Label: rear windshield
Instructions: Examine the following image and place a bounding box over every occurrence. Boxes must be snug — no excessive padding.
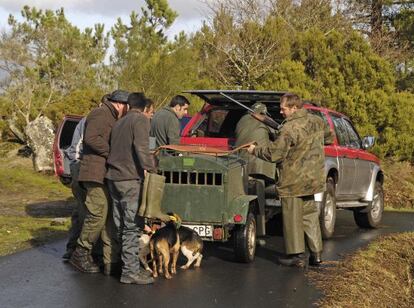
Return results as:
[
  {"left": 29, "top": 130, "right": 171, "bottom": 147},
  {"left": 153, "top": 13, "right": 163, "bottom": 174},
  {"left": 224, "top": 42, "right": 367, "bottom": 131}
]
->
[
  {"left": 59, "top": 119, "right": 80, "bottom": 149},
  {"left": 191, "top": 107, "right": 282, "bottom": 138}
]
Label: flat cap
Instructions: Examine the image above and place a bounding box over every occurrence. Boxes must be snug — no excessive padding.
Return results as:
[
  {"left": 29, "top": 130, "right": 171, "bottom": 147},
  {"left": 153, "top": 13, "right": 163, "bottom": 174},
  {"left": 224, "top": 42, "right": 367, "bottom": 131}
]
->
[
  {"left": 252, "top": 102, "right": 267, "bottom": 114},
  {"left": 108, "top": 90, "right": 129, "bottom": 104}
]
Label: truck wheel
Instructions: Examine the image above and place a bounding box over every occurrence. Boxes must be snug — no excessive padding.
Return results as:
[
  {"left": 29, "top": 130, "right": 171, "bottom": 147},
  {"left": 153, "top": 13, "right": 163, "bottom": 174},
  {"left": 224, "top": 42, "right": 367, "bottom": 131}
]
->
[
  {"left": 319, "top": 177, "right": 336, "bottom": 239},
  {"left": 354, "top": 181, "right": 384, "bottom": 228},
  {"left": 233, "top": 212, "right": 256, "bottom": 263}
]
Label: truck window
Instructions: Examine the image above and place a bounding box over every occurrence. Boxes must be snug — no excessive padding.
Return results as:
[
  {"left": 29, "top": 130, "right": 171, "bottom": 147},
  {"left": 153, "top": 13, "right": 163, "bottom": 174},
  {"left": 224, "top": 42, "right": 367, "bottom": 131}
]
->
[
  {"left": 342, "top": 119, "right": 362, "bottom": 149},
  {"left": 330, "top": 114, "right": 350, "bottom": 146}
]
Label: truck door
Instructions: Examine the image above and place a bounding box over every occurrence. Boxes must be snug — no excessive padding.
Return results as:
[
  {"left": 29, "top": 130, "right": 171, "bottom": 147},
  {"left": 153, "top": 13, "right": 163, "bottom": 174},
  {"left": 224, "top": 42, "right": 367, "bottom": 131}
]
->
[
  {"left": 341, "top": 118, "right": 371, "bottom": 198},
  {"left": 330, "top": 114, "right": 356, "bottom": 198}
]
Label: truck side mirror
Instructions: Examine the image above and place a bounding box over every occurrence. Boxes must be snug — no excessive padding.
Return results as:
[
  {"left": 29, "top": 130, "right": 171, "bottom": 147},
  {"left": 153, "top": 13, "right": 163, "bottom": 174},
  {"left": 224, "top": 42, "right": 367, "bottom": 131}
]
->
[{"left": 362, "top": 136, "right": 375, "bottom": 150}]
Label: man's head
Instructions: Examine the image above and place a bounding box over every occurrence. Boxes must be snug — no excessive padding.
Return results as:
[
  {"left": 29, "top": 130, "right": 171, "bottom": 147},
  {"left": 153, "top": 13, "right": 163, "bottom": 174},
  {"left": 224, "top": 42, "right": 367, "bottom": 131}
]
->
[
  {"left": 280, "top": 93, "right": 303, "bottom": 118},
  {"left": 169, "top": 95, "right": 190, "bottom": 119},
  {"left": 108, "top": 90, "right": 130, "bottom": 118},
  {"left": 143, "top": 98, "right": 155, "bottom": 119},
  {"left": 252, "top": 102, "right": 267, "bottom": 115}
]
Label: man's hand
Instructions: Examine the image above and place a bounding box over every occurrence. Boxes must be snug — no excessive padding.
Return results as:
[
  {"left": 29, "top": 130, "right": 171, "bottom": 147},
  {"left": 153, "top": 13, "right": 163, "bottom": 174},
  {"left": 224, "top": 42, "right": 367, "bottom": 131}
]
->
[{"left": 247, "top": 144, "right": 256, "bottom": 154}]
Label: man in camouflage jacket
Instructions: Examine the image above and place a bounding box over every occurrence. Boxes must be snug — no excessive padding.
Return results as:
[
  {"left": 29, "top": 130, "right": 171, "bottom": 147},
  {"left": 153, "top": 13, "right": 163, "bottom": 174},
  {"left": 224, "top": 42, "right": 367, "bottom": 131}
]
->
[{"left": 248, "top": 93, "right": 334, "bottom": 267}]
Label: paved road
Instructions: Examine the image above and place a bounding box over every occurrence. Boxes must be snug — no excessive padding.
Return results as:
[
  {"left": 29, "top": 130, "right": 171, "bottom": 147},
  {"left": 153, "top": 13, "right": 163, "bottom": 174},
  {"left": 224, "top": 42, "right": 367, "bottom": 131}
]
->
[{"left": 1, "top": 211, "right": 414, "bottom": 308}]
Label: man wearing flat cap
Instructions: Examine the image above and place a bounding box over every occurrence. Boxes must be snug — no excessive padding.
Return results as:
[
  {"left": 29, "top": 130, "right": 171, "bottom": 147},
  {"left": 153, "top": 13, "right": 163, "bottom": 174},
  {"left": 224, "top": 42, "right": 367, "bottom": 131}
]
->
[
  {"left": 70, "top": 90, "right": 129, "bottom": 273},
  {"left": 235, "top": 102, "right": 276, "bottom": 182}
]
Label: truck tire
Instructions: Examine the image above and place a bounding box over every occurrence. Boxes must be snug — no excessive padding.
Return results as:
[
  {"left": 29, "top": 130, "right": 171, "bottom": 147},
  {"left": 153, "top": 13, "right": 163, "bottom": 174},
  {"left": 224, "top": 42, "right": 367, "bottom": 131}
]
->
[
  {"left": 353, "top": 181, "right": 384, "bottom": 228},
  {"left": 233, "top": 212, "right": 256, "bottom": 263},
  {"left": 319, "top": 177, "right": 336, "bottom": 239}
]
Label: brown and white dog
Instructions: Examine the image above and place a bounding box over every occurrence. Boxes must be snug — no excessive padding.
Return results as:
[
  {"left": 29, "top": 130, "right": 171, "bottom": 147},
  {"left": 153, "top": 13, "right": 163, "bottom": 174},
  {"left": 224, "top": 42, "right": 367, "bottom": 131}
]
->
[
  {"left": 178, "top": 226, "right": 203, "bottom": 270},
  {"left": 138, "top": 232, "right": 153, "bottom": 274},
  {"left": 149, "top": 214, "right": 203, "bottom": 279}
]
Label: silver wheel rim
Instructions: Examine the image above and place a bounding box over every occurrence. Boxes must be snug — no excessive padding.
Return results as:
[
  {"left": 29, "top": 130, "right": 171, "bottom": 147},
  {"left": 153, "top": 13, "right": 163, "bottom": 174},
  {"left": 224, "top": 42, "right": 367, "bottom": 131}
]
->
[
  {"left": 324, "top": 194, "right": 335, "bottom": 231},
  {"left": 371, "top": 189, "right": 383, "bottom": 222},
  {"left": 247, "top": 218, "right": 256, "bottom": 257}
]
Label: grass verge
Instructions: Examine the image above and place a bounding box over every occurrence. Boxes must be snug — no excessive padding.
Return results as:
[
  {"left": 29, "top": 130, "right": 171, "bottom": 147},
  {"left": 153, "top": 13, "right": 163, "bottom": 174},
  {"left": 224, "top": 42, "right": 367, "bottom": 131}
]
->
[
  {"left": 310, "top": 232, "right": 414, "bottom": 307},
  {"left": 0, "top": 216, "right": 70, "bottom": 256},
  {"left": 0, "top": 155, "right": 72, "bottom": 257},
  {"left": 383, "top": 160, "right": 414, "bottom": 210}
]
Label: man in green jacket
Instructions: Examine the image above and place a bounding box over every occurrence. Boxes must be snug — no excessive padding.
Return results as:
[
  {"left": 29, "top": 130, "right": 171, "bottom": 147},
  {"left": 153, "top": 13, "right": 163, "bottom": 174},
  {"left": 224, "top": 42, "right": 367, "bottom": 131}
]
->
[
  {"left": 235, "top": 102, "right": 276, "bottom": 182},
  {"left": 150, "top": 95, "right": 190, "bottom": 147},
  {"left": 248, "top": 93, "right": 333, "bottom": 267}
]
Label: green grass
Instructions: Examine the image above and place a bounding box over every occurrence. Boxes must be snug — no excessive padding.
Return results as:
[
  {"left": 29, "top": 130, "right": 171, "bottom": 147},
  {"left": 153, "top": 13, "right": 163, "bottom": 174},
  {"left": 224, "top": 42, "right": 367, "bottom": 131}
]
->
[
  {"left": 0, "top": 216, "right": 70, "bottom": 256},
  {"left": 0, "top": 162, "right": 70, "bottom": 198},
  {"left": 0, "top": 153, "right": 72, "bottom": 256}
]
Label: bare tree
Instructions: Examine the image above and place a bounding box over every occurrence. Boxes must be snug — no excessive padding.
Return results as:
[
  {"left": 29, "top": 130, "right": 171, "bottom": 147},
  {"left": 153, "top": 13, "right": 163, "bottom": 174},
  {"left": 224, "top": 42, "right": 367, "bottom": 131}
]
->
[{"left": 200, "top": 0, "right": 290, "bottom": 88}]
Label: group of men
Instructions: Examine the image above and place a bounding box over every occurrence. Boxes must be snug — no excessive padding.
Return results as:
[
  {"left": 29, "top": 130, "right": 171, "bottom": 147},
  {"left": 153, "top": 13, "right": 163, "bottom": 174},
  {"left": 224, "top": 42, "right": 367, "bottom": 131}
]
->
[
  {"left": 63, "top": 90, "right": 190, "bottom": 285},
  {"left": 63, "top": 90, "right": 331, "bottom": 286}
]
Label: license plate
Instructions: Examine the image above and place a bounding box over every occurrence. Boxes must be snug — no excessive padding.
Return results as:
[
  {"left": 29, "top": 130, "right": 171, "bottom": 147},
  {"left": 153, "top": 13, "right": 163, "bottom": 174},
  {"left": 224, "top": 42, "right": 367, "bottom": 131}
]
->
[{"left": 183, "top": 224, "right": 213, "bottom": 237}]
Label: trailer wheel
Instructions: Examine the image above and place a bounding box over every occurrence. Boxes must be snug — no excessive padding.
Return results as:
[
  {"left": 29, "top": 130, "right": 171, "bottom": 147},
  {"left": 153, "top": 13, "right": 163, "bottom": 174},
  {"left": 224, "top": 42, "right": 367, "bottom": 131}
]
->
[{"left": 233, "top": 212, "right": 256, "bottom": 263}]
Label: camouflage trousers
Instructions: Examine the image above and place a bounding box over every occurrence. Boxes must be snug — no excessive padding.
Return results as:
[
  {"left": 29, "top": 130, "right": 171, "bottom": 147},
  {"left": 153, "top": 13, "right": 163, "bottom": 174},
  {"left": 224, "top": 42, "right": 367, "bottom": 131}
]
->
[
  {"left": 281, "top": 196, "right": 322, "bottom": 255},
  {"left": 107, "top": 179, "right": 145, "bottom": 276},
  {"left": 77, "top": 181, "right": 120, "bottom": 265}
]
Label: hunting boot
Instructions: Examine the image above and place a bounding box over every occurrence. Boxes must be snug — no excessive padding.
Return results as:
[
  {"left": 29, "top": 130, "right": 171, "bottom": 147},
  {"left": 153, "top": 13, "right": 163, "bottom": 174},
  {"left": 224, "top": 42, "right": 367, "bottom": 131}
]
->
[
  {"left": 69, "top": 246, "right": 100, "bottom": 273},
  {"left": 120, "top": 271, "right": 154, "bottom": 285},
  {"left": 140, "top": 173, "right": 170, "bottom": 222},
  {"left": 277, "top": 253, "right": 307, "bottom": 268},
  {"left": 309, "top": 251, "right": 322, "bottom": 266}
]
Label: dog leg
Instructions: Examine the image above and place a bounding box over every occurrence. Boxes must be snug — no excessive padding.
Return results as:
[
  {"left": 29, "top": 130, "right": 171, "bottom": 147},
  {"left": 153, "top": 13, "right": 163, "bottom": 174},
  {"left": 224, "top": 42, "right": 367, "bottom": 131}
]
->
[
  {"left": 171, "top": 250, "right": 179, "bottom": 274},
  {"left": 139, "top": 254, "right": 153, "bottom": 274},
  {"left": 180, "top": 246, "right": 197, "bottom": 270},
  {"left": 150, "top": 241, "right": 158, "bottom": 278},
  {"left": 158, "top": 254, "right": 164, "bottom": 275},
  {"left": 194, "top": 254, "right": 203, "bottom": 268},
  {"left": 162, "top": 252, "right": 172, "bottom": 279}
]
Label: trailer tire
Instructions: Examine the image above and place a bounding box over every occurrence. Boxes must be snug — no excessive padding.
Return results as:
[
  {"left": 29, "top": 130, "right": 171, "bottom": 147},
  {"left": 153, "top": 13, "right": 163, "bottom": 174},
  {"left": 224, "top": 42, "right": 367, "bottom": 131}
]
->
[{"left": 233, "top": 212, "right": 256, "bottom": 263}]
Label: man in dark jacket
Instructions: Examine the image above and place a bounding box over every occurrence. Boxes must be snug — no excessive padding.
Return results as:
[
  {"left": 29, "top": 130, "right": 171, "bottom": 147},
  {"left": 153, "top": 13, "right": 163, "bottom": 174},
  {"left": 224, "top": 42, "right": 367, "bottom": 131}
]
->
[
  {"left": 106, "top": 93, "right": 156, "bottom": 284},
  {"left": 69, "top": 90, "right": 129, "bottom": 273},
  {"left": 150, "top": 95, "right": 190, "bottom": 147},
  {"left": 248, "top": 93, "right": 334, "bottom": 267}
]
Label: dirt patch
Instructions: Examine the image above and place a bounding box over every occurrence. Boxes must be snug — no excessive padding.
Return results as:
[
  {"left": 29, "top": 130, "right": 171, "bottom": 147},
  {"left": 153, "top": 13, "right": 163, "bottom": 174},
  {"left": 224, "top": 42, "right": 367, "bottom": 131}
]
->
[{"left": 309, "top": 232, "right": 414, "bottom": 307}]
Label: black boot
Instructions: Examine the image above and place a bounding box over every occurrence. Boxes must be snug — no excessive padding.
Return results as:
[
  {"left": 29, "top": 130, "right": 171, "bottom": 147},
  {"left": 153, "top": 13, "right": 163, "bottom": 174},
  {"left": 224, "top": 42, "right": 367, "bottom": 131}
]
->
[
  {"left": 277, "top": 253, "right": 307, "bottom": 267},
  {"left": 62, "top": 249, "right": 73, "bottom": 261},
  {"left": 309, "top": 252, "right": 322, "bottom": 266},
  {"left": 120, "top": 271, "right": 154, "bottom": 285},
  {"left": 69, "top": 246, "right": 100, "bottom": 273}
]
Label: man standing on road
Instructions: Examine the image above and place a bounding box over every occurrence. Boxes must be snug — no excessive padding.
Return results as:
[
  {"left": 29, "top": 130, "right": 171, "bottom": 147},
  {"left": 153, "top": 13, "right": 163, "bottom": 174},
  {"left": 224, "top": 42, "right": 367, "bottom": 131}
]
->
[
  {"left": 247, "top": 93, "right": 333, "bottom": 267},
  {"left": 235, "top": 102, "right": 276, "bottom": 183},
  {"left": 62, "top": 116, "right": 87, "bottom": 260},
  {"left": 150, "top": 95, "right": 190, "bottom": 147},
  {"left": 69, "top": 90, "right": 129, "bottom": 273},
  {"left": 63, "top": 95, "right": 110, "bottom": 261},
  {"left": 106, "top": 93, "right": 155, "bottom": 285}
]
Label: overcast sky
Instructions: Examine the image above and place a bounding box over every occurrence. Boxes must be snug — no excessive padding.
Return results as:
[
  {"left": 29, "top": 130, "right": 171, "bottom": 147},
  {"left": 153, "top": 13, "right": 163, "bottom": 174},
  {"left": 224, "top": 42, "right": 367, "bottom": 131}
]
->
[{"left": 0, "top": 0, "right": 209, "bottom": 37}]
